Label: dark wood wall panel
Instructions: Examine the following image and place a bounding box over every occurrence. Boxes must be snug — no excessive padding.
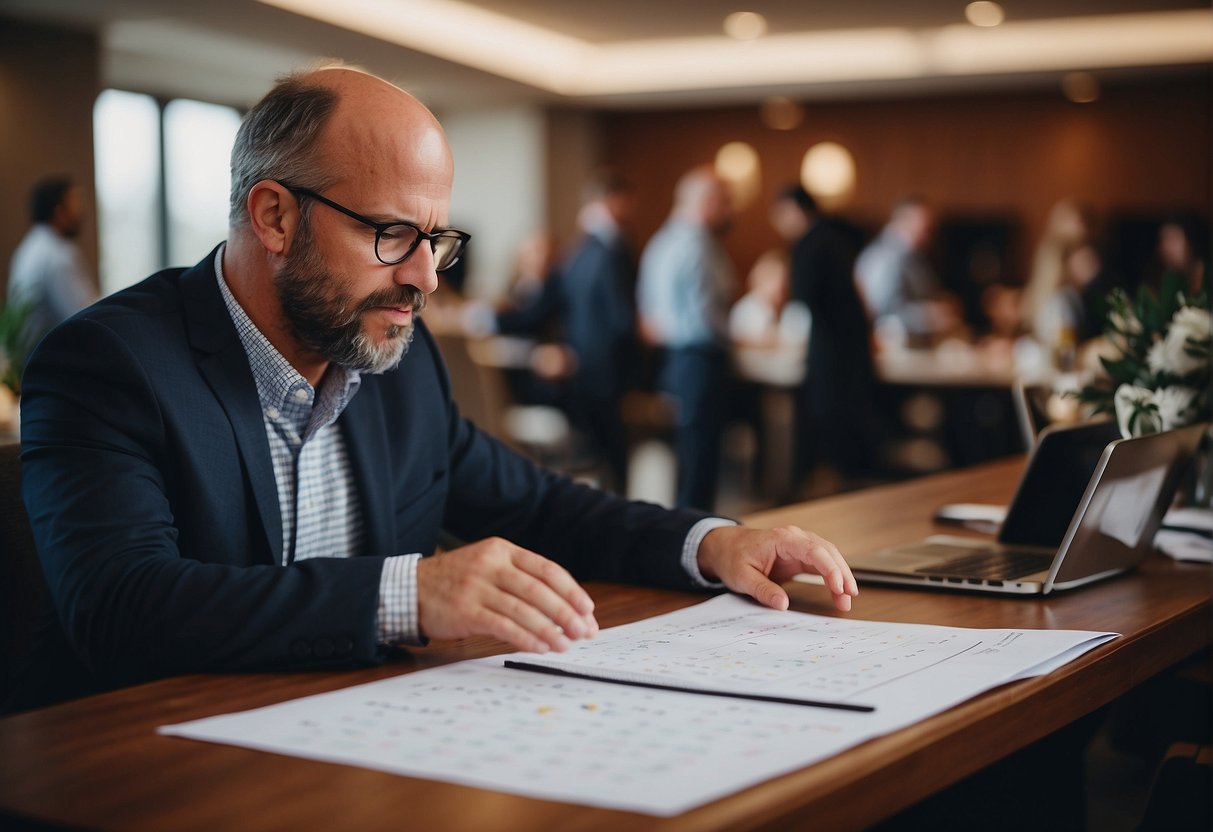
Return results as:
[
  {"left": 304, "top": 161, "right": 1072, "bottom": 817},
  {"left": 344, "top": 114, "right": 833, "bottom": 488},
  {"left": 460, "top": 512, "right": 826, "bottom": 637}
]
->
[{"left": 599, "top": 75, "right": 1212, "bottom": 288}]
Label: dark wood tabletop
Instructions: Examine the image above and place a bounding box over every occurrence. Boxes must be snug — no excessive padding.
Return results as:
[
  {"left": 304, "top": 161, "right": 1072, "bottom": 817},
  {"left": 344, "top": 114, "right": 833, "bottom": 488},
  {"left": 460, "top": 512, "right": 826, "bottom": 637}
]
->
[{"left": 1, "top": 457, "right": 1208, "bottom": 831}]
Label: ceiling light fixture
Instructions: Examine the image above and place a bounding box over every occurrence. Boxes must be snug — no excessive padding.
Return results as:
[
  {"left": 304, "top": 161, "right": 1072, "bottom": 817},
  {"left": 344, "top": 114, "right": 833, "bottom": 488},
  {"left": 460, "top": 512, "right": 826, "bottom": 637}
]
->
[
  {"left": 965, "top": 2, "right": 1005, "bottom": 28},
  {"left": 760, "top": 97, "right": 805, "bottom": 131},
  {"left": 1061, "top": 71, "right": 1100, "bottom": 103},
  {"left": 723, "top": 11, "right": 768, "bottom": 41},
  {"left": 715, "top": 141, "right": 762, "bottom": 208},
  {"left": 256, "top": 2, "right": 1213, "bottom": 99},
  {"left": 801, "top": 142, "right": 856, "bottom": 205}
]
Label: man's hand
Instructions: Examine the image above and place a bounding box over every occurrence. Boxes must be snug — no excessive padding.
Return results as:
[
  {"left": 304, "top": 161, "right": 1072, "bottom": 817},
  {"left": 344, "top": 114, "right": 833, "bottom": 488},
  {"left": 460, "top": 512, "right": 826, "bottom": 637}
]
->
[
  {"left": 416, "top": 537, "right": 599, "bottom": 653},
  {"left": 697, "top": 525, "right": 858, "bottom": 612}
]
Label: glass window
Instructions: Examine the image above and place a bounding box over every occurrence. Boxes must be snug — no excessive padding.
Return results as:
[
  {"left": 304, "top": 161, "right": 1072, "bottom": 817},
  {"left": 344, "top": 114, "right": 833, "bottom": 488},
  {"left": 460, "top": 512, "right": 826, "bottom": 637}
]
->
[
  {"left": 93, "top": 90, "right": 161, "bottom": 295},
  {"left": 164, "top": 99, "right": 241, "bottom": 267}
]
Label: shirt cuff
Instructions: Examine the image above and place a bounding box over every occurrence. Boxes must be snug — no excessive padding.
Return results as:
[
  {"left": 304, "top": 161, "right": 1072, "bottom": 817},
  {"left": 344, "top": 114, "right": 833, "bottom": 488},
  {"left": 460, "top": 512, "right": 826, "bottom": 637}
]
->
[
  {"left": 681, "top": 517, "right": 736, "bottom": 589},
  {"left": 377, "top": 553, "right": 425, "bottom": 646}
]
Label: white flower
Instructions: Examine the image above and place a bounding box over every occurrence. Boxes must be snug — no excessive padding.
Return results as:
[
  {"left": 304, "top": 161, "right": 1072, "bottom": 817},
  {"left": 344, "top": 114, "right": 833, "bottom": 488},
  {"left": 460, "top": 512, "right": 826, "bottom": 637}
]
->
[
  {"left": 1171, "top": 305, "right": 1212, "bottom": 349},
  {"left": 1109, "top": 305, "right": 1143, "bottom": 336},
  {"left": 1146, "top": 306, "right": 1210, "bottom": 378},
  {"left": 1153, "top": 386, "right": 1199, "bottom": 431},
  {"left": 1114, "top": 384, "right": 1162, "bottom": 438}
]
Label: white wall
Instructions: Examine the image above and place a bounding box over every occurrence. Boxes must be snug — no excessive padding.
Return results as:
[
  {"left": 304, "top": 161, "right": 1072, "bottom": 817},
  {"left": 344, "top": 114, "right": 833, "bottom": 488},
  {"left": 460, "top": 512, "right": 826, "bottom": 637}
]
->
[{"left": 440, "top": 106, "right": 547, "bottom": 301}]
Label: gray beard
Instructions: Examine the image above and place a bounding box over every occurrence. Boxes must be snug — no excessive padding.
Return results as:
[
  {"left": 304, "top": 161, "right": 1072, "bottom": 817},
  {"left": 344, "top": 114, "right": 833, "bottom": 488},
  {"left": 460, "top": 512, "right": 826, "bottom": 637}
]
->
[{"left": 275, "top": 228, "right": 426, "bottom": 374}]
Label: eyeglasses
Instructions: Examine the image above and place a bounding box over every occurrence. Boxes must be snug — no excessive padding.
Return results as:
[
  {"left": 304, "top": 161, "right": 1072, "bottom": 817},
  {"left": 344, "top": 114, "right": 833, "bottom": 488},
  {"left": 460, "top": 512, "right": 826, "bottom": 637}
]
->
[{"left": 278, "top": 182, "right": 470, "bottom": 271}]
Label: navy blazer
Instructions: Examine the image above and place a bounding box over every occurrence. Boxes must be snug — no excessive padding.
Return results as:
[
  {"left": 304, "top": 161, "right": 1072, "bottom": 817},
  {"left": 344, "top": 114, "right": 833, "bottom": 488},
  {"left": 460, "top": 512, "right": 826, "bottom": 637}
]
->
[
  {"left": 560, "top": 233, "right": 635, "bottom": 400},
  {"left": 18, "top": 248, "right": 708, "bottom": 695}
]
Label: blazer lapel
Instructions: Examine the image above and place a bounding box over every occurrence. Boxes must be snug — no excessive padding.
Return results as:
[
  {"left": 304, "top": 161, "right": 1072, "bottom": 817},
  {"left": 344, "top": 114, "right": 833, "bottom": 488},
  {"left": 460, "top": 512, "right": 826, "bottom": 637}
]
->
[
  {"left": 340, "top": 382, "right": 395, "bottom": 556},
  {"left": 180, "top": 248, "right": 283, "bottom": 566}
]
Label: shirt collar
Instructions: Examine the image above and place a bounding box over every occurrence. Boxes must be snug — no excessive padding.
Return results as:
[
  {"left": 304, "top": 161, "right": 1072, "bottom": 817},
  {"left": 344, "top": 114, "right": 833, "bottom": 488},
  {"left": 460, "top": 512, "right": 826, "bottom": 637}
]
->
[{"left": 214, "top": 245, "right": 361, "bottom": 433}]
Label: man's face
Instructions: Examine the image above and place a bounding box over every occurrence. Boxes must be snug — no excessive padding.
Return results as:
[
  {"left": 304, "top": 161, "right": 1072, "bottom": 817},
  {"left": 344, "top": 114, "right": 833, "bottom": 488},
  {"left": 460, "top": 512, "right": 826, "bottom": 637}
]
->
[
  {"left": 266, "top": 73, "right": 454, "bottom": 375},
  {"left": 55, "top": 187, "right": 85, "bottom": 238},
  {"left": 274, "top": 212, "right": 428, "bottom": 375}
]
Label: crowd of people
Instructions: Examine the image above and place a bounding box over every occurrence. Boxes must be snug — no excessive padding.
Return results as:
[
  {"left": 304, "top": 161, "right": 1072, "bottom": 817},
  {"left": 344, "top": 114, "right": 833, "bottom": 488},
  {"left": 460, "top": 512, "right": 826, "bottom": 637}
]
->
[
  {"left": 430, "top": 165, "right": 1209, "bottom": 514},
  {"left": 5, "top": 121, "right": 1210, "bottom": 518}
]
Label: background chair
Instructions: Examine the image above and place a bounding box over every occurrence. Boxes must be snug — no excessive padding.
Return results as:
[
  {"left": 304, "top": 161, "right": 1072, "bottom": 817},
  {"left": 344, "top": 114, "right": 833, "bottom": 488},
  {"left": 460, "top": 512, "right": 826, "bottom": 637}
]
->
[{"left": 0, "top": 442, "right": 41, "bottom": 712}]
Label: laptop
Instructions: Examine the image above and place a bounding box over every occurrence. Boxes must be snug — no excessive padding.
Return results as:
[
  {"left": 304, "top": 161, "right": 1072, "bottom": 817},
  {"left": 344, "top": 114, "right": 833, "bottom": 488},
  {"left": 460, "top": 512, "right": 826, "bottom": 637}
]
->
[
  {"left": 1011, "top": 379, "right": 1051, "bottom": 451},
  {"left": 846, "top": 420, "right": 1206, "bottom": 595}
]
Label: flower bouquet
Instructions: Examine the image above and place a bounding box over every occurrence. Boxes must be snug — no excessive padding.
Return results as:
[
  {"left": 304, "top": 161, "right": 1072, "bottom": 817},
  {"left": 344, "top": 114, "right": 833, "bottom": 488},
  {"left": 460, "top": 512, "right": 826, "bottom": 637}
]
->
[{"left": 1076, "top": 273, "right": 1211, "bottom": 504}]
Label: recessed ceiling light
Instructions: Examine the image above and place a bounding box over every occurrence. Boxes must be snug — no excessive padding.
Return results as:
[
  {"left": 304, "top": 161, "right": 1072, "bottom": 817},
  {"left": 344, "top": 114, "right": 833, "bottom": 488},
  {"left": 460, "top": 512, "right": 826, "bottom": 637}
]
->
[
  {"left": 1061, "top": 71, "right": 1100, "bottom": 103},
  {"left": 715, "top": 141, "right": 762, "bottom": 208},
  {"left": 723, "top": 11, "right": 768, "bottom": 41},
  {"left": 760, "top": 97, "right": 805, "bottom": 131},
  {"left": 801, "top": 142, "right": 856, "bottom": 204},
  {"left": 965, "top": 1, "right": 1005, "bottom": 28}
]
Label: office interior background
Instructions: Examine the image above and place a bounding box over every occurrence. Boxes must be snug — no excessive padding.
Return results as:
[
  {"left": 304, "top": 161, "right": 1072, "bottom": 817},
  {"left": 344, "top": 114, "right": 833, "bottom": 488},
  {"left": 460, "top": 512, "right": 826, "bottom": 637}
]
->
[
  {"left": 0, "top": 4, "right": 1210, "bottom": 828},
  {"left": 2, "top": 0, "right": 1210, "bottom": 509}
]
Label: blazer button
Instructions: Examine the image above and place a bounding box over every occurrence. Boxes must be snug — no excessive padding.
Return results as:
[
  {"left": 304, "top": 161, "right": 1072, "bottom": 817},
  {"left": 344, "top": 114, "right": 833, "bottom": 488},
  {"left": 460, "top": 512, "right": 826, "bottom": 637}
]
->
[
  {"left": 335, "top": 636, "right": 354, "bottom": 655},
  {"left": 314, "top": 637, "right": 335, "bottom": 659},
  {"left": 291, "top": 640, "right": 312, "bottom": 659}
]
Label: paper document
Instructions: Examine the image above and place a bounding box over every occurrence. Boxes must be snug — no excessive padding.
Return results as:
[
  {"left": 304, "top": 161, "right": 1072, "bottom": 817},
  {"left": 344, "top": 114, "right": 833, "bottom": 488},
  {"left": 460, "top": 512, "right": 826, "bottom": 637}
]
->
[{"left": 160, "top": 595, "right": 1116, "bottom": 816}]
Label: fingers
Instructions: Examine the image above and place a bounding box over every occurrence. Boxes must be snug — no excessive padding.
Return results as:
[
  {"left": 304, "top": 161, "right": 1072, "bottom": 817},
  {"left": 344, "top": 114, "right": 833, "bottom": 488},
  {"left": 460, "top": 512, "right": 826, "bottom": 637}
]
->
[
  {"left": 416, "top": 538, "right": 599, "bottom": 654},
  {"left": 704, "top": 525, "right": 858, "bottom": 613},
  {"left": 772, "top": 526, "right": 858, "bottom": 605},
  {"left": 741, "top": 568, "right": 791, "bottom": 612},
  {"left": 494, "top": 552, "right": 599, "bottom": 642}
]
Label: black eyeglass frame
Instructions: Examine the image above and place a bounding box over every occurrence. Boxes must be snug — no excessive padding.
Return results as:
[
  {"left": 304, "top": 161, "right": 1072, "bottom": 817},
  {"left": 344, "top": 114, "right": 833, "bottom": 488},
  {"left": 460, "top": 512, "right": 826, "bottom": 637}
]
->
[{"left": 277, "top": 181, "right": 470, "bottom": 270}]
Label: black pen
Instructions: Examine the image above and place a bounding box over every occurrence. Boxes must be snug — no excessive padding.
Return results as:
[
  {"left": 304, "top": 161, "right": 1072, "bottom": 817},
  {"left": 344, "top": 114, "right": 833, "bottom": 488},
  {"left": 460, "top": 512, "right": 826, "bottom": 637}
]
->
[{"left": 504, "top": 660, "right": 876, "bottom": 713}]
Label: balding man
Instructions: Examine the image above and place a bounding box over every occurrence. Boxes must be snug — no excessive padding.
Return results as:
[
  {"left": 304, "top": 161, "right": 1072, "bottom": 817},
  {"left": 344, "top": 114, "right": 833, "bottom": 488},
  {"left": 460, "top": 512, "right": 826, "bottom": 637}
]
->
[
  {"left": 17, "top": 68, "right": 854, "bottom": 707},
  {"left": 637, "top": 166, "right": 737, "bottom": 511}
]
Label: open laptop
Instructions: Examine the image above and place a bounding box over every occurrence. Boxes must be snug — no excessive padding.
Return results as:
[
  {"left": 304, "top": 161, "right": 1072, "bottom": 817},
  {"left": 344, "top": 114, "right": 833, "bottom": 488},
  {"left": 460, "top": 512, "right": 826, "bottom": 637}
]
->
[
  {"left": 847, "top": 420, "right": 1206, "bottom": 595},
  {"left": 1011, "top": 379, "right": 1051, "bottom": 451}
]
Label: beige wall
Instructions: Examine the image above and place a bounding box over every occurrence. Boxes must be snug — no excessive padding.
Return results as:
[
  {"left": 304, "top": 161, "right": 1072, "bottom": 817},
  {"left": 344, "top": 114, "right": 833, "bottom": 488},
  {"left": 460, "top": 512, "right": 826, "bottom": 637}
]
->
[{"left": 0, "top": 19, "right": 100, "bottom": 297}]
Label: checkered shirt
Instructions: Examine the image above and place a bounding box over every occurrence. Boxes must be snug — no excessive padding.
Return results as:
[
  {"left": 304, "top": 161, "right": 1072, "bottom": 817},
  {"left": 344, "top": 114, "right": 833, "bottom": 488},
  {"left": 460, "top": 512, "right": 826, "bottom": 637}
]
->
[{"left": 215, "top": 247, "right": 421, "bottom": 645}]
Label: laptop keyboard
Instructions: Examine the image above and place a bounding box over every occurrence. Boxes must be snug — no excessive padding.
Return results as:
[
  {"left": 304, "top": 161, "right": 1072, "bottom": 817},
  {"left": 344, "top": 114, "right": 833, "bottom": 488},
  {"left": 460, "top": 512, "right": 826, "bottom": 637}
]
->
[{"left": 915, "top": 549, "right": 1054, "bottom": 581}]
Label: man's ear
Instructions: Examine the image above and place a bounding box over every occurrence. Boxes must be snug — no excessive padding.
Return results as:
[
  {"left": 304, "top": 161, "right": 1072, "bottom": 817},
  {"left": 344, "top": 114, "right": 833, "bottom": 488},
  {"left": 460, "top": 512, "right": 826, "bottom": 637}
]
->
[{"left": 245, "top": 180, "right": 299, "bottom": 255}]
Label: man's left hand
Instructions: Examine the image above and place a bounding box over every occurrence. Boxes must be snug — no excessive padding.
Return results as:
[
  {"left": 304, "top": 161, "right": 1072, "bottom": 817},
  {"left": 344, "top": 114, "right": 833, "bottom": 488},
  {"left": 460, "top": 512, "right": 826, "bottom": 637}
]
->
[{"left": 697, "top": 525, "right": 858, "bottom": 612}]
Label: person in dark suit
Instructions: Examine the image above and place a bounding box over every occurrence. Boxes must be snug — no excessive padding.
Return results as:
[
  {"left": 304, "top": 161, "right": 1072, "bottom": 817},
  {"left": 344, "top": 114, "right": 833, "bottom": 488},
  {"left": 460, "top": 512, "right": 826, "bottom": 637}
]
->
[
  {"left": 771, "top": 185, "right": 881, "bottom": 492},
  {"left": 558, "top": 172, "right": 637, "bottom": 492},
  {"left": 16, "top": 66, "right": 856, "bottom": 704}
]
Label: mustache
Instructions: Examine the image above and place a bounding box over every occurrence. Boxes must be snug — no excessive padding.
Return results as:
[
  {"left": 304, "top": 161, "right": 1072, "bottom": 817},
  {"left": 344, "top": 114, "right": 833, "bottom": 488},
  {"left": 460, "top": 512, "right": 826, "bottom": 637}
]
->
[{"left": 350, "top": 285, "right": 428, "bottom": 321}]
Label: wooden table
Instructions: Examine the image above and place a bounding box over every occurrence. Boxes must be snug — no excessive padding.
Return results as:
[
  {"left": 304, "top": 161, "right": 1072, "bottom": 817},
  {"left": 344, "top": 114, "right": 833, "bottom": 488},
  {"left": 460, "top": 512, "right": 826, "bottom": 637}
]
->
[{"left": 1, "top": 459, "right": 1209, "bottom": 831}]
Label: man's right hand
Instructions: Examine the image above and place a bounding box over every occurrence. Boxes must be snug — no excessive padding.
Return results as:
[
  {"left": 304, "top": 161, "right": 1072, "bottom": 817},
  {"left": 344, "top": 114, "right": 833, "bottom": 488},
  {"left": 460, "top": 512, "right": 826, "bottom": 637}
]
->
[{"left": 415, "top": 537, "right": 599, "bottom": 653}]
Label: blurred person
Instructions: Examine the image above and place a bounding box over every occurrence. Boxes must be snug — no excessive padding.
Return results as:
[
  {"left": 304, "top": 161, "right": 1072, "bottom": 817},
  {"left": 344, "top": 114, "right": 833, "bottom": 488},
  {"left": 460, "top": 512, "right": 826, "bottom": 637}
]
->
[
  {"left": 1022, "top": 199, "right": 1111, "bottom": 367},
  {"left": 854, "top": 196, "right": 960, "bottom": 345},
  {"left": 727, "top": 248, "right": 808, "bottom": 498},
  {"left": 486, "top": 230, "right": 571, "bottom": 408},
  {"left": 637, "top": 166, "right": 737, "bottom": 511},
  {"left": 16, "top": 66, "right": 857, "bottom": 706},
  {"left": 728, "top": 249, "right": 810, "bottom": 350},
  {"left": 974, "top": 281, "right": 1029, "bottom": 371},
  {"left": 771, "top": 185, "right": 880, "bottom": 490},
  {"left": 557, "top": 171, "right": 638, "bottom": 492},
  {"left": 7, "top": 176, "right": 99, "bottom": 353},
  {"left": 1156, "top": 210, "right": 1209, "bottom": 296}
]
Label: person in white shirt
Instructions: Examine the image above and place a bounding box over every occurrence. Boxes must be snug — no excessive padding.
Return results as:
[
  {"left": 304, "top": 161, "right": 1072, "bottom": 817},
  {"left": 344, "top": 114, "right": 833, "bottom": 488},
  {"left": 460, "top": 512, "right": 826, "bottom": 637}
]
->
[
  {"left": 7, "top": 177, "right": 99, "bottom": 354},
  {"left": 636, "top": 166, "right": 737, "bottom": 510}
]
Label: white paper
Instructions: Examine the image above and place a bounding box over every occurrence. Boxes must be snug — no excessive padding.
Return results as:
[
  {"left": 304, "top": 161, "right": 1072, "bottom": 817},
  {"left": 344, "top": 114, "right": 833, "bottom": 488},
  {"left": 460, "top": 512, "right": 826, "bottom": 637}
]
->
[
  {"left": 510, "top": 595, "right": 1113, "bottom": 710},
  {"left": 1155, "top": 529, "right": 1213, "bottom": 562},
  {"left": 159, "top": 595, "right": 1117, "bottom": 816}
]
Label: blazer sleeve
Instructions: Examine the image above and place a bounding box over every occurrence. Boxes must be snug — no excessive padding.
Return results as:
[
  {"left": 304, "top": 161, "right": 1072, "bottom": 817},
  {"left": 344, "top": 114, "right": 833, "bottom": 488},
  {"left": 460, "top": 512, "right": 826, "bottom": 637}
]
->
[
  {"left": 19, "top": 316, "right": 387, "bottom": 687},
  {"left": 417, "top": 325, "right": 710, "bottom": 590}
]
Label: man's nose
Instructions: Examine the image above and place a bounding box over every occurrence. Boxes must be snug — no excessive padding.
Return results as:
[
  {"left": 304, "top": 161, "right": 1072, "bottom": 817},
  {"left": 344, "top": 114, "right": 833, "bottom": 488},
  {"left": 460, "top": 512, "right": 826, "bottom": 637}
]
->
[{"left": 392, "top": 246, "right": 439, "bottom": 294}]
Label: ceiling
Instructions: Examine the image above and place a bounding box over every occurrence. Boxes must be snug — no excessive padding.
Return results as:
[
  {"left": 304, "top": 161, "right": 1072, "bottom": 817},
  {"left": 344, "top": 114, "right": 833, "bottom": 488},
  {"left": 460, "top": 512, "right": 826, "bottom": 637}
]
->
[{"left": 1, "top": 0, "right": 1210, "bottom": 110}]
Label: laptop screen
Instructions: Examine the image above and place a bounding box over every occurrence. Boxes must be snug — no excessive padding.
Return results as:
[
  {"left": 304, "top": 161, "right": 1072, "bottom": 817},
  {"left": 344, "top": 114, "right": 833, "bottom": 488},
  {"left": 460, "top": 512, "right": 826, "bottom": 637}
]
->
[{"left": 998, "top": 419, "right": 1122, "bottom": 548}]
